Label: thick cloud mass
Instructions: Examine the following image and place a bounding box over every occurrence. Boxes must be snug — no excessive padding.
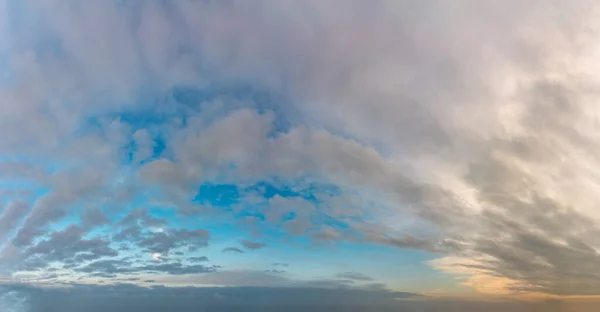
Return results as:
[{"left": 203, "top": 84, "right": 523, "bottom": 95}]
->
[{"left": 1, "top": 0, "right": 600, "bottom": 306}]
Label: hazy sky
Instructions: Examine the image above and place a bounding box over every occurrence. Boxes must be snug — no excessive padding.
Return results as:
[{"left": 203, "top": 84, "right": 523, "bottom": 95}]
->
[{"left": 2, "top": 0, "right": 600, "bottom": 311}]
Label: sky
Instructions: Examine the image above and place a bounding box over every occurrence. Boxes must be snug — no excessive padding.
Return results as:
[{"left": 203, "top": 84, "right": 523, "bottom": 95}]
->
[{"left": 2, "top": 0, "right": 600, "bottom": 311}]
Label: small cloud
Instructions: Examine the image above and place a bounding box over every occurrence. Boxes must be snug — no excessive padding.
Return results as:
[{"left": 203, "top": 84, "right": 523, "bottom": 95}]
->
[
  {"left": 271, "top": 262, "right": 289, "bottom": 267},
  {"left": 222, "top": 247, "right": 244, "bottom": 254},
  {"left": 240, "top": 240, "right": 266, "bottom": 250},
  {"left": 335, "top": 272, "right": 374, "bottom": 281},
  {"left": 264, "top": 269, "right": 286, "bottom": 274},
  {"left": 189, "top": 256, "right": 209, "bottom": 263}
]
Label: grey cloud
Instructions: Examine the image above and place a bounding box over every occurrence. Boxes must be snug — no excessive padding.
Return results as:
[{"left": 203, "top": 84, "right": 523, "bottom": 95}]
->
[
  {"left": 2, "top": 0, "right": 473, "bottom": 280},
  {"left": 314, "top": 227, "right": 342, "bottom": 242},
  {"left": 240, "top": 240, "right": 266, "bottom": 250},
  {"left": 152, "top": 270, "right": 290, "bottom": 287},
  {"left": 117, "top": 208, "right": 166, "bottom": 228},
  {"left": 222, "top": 247, "right": 245, "bottom": 254},
  {"left": 74, "top": 259, "right": 133, "bottom": 275},
  {"left": 74, "top": 259, "right": 218, "bottom": 276},
  {"left": 140, "top": 158, "right": 203, "bottom": 195},
  {"left": 1, "top": 0, "right": 600, "bottom": 298},
  {"left": 19, "top": 224, "right": 118, "bottom": 270},
  {"left": 136, "top": 263, "right": 218, "bottom": 275},
  {"left": 80, "top": 208, "right": 110, "bottom": 228},
  {"left": 138, "top": 228, "right": 210, "bottom": 254},
  {"left": 377, "top": 234, "right": 441, "bottom": 253},
  {"left": 438, "top": 103, "right": 600, "bottom": 296},
  {"left": 167, "top": 109, "right": 462, "bottom": 249},
  {"left": 0, "top": 201, "right": 29, "bottom": 244},
  {"left": 458, "top": 208, "right": 600, "bottom": 295},
  {"left": 114, "top": 225, "right": 144, "bottom": 242},
  {"left": 335, "top": 272, "right": 373, "bottom": 282},
  {"left": 264, "top": 269, "right": 286, "bottom": 274},
  {"left": 282, "top": 217, "right": 313, "bottom": 236},
  {"left": 13, "top": 194, "right": 68, "bottom": 246},
  {"left": 11, "top": 166, "right": 114, "bottom": 247},
  {"left": 89, "top": 272, "right": 119, "bottom": 279},
  {"left": 0, "top": 189, "right": 35, "bottom": 197},
  {"left": 188, "top": 256, "right": 209, "bottom": 263},
  {"left": 0, "top": 162, "right": 47, "bottom": 180},
  {"left": 111, "top": 212, "right": 210, "bottom": 256},
  {"left": 298, "top": 279, "right": 355, "bottom": 289}
]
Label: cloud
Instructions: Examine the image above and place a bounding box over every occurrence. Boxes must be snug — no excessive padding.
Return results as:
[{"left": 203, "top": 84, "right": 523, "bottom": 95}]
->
[
  {"left": 222, "top": 247, "right": 245, "bottom": 254},
  {"left": 240, "top": 240, "right": 266, "bottom": 250},
  {"left": 0, "top": 201, "right": 29, "bottom": 244},
  {"left": 188, "top": 256, "right": 209, "bottom": 263},
  {"left": 17, "top": 224, "right": 118, "bottom": 270},
  {"left": 137, "top": 228, "right": 210, "bottom": 254},
  {"left": 135, "top": 263, "right": 218, "bottom": 275},
  {"left": 74, "top": 259, "right": 133, "bottom": 276},
  {"left": 73, "top": 259, "right": 219, "bottom": 277},
  {"left": 116, "top": 208, "right": 166, "bottom": 228},
  {"left": 264, "top": 269, "right": 286, "bottom": 274},
  {"left": 0, "top": 0, "right": 600, "bottom": 299},
  {"left": 80, "top": 208, "right": 110, "bottom": 228},
  {"left": 335, "top": 272, "right": 373, "bottom": 282}
]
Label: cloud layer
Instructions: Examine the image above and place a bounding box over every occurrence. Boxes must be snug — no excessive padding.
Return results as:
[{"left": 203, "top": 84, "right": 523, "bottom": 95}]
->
[{"left": 0, "top": 0, "right": 600, "bottom": 301}]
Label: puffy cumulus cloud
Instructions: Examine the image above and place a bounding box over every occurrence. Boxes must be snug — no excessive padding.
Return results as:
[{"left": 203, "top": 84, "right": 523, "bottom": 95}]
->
[{"left": 1, "top": 0, "right": 600, "bottom": 299}]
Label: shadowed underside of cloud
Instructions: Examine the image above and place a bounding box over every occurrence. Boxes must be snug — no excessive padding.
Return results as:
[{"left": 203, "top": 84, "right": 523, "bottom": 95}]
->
[{"left": 1, "top": 0, "right": 600, "bottom": 298}]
